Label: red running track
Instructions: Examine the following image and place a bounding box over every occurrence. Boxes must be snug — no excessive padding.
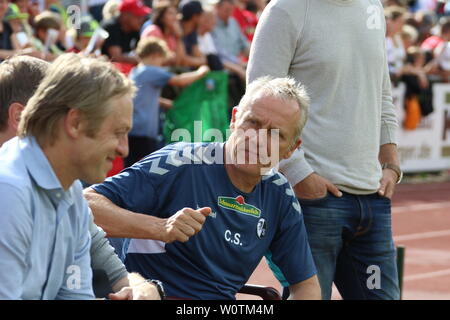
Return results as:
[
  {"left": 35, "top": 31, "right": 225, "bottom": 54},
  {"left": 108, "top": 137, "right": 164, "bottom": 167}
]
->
[{"left": 237, "top": 182, "right": 450, "bottom": 300}]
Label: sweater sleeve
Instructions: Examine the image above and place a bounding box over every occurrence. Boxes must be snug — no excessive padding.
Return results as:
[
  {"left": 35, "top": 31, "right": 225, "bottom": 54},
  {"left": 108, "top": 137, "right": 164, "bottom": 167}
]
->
[
  {"left": 89, "top": 214, "right": 128, "bottom": 288},
  {"left": 380, "top": 12, "right": 399, "bottom": 146},
  {"left": 380, "top": 49, "right": 399, "bottom": 146},
  {"left": 278, "top": 148, "right": 314, "bottom": 187},
  {"left": 247, "top": 2, "right": 303, "bottom": 84}
]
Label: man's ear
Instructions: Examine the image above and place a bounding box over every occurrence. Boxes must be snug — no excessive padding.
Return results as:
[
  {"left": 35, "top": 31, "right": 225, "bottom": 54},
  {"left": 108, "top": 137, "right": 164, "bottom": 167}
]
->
[
  {"left": 283, "top": 138, "right": 302, "bottom": 160},
  {"left": 8, "top": 103, "right": 24, "bottom": 131},
  {"left": 64, "top": 108, "right": 84, "bottom": 139},
  {"left": 229, "top": 106, "right": 239, "bottom": 131}
]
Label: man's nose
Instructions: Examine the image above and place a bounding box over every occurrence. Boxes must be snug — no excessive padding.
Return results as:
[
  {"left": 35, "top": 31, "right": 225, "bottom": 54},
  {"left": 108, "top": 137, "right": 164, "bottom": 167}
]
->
[{"left": 116, "top": 135, "right": 129, "bottom": 158}]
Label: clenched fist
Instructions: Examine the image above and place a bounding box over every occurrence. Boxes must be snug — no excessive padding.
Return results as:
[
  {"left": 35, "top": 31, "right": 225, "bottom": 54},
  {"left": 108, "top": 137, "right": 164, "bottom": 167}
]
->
[{"left": 162, "top": 207, "right": 212, "bottom": 243}]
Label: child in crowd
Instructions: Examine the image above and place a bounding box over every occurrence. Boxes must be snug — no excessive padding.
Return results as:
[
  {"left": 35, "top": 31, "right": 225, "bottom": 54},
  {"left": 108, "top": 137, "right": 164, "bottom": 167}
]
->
[
  {"left": 67, "top": 16, "right": 101, "bottom": 54},
  {"left": 126, "top": 36, "right": 209, "bottom": 167},
  {"left": 32, "top": 10, "right": 65, "bottom": 59},
  {"left": 4, "top": 3, "right": 30, "bottom": 50}
]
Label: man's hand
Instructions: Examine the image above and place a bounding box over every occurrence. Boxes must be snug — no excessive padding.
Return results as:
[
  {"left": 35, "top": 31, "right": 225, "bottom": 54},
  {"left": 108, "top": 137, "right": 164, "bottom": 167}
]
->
[
  {"left": 288, "top": 275, "right": 321, "bottom": 300},
  {"left": 378, "top": 169, "right": 398, "bottom": 199},
  {"left": 108, "top": 282, "right": 161, "bottom": 300},
  {"left": 162, "top": 207, "right": 212, "bottom": 243},
  {"left": 293, "top": 173, "right": 342, "bottom": 200}
]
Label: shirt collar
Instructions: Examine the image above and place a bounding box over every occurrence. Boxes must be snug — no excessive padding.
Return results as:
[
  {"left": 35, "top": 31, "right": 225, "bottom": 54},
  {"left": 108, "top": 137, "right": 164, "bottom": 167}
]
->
[{"left": 20, "top": 136, "right": 64, "bottom": 191}]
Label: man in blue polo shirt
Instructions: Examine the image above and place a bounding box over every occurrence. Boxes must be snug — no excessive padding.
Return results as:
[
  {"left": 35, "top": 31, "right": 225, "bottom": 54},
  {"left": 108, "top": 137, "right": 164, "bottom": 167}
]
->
[{"left": 86, "top": 77, "right": 321, "bottom": 299}]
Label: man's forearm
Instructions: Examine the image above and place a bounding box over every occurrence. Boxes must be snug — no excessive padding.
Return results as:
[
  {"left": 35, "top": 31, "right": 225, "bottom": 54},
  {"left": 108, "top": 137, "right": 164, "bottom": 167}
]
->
[
  {"left": 0, "top": 49, "right": 16, "bottom": 60},
  {"left": 378, "top": 143, "right": 400, "bottom": 166},
  {"left": 84, "top": 188, "right": 166, "bottom": 240},
  {"left": 288, "top": 275, "right": 321, "bottom": 300}
]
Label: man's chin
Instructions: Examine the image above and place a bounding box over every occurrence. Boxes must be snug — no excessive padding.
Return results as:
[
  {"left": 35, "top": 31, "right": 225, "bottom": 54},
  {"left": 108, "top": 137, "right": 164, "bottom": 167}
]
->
[
  {"left": 234, "top": 163, "right": 267, "bottom": 176},
  {"left": 83, "top": 172, "right": 108, "bottom": 185}
]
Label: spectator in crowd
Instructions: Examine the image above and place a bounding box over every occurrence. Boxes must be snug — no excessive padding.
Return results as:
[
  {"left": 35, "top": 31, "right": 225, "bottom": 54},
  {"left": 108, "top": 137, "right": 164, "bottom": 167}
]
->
[
  {"left": 0, "top": 0, "right": 15, "bottom": 60},
  {"left": 386, "top": 5, "right": 408, "bottom": 81},
  {"left": 197, "top": 7, "right": 220, "bottom": 56},
  {"left": 421, "top": 16, "right": 450, "bottom": 55},
  {"left": 85, "top": 76, "right": 321, "bottom": 300},
  {"left": 179, "top": 0, "right": 207, "bottom": 67},
  {"left": 212, "top": 0, "right": 249, "bottom": 108},
  {"left": 404, "top": 47, "right": 430, "bottom": 88},
  {"left": 125, "top": 36, "right": 209, "bottom": 167},
  {"left": 426, "top": 31, "right": 450, "bottom": 81},
  {"left": 45, "top": 0, "right": 67, "bottom": 25},
  {"left": 212, "top": 0, "right": 249, "bottom": 64},
  {"left": 414, "top": 9, "right": 437, "bottom": 44},
  {"left": 401, "top": 24, "right": 420, "bottom": 50},
  {"left": 13, "top": 0, "right": 40, "bottom": 27},
  {"left": 32, "top": 10, "right": 65, "bottom": 59},
  {"left": 232, "top": 0, "right": 258, "bottom": 42},
  {"left": 141, "top": 0, "right": 185, "bottom": 66},
  {"left": 12, "top": 0, "right": 30, "bottom": 14},
  {"left": 89, "top": 0, "right": 109, "bottom": 22},
  {"left": 248, "top": 0, "right": 401, "bottom": 300},
  {"left": 101, "top": 0, "right": 151, "bottom": 64},
  {"left": 245, "top": 0, "right": 267, "bottom": 18},
  {"left": 402, "top": 46, "right": 432, "bottom": 129},
  {"left": 102, "top": 0, "right": 120, "bottom": 21},
  {"left": 4, "top": 3, "right": 31, "bottom": 50},
  {"left": 66, "top": 16, "right": 103, "bottom": 54},
  {"left": 198, "top": 7, "right": 245, "bottom": 76},
  {"left": 0, "top": 53, "right": 135, "bottom": 299}
]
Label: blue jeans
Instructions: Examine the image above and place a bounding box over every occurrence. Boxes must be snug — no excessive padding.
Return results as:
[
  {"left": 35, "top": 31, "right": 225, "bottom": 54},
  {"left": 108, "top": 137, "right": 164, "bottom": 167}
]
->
[{"left": 296, "top": 192, "right": 399, "bottom": 300}]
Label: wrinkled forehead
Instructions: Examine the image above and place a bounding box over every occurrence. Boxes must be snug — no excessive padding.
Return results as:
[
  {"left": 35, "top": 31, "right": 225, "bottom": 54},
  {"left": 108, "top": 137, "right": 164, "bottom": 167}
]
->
[
  {"left": 239, "top": 91, "right": 300, "bottom": 118},
  {"left": 238, "top": 93, "right": 301, "bottom": 135}
]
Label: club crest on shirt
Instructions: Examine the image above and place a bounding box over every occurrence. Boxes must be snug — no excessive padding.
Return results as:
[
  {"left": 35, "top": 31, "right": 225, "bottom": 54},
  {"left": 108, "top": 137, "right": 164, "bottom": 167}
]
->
[
  {"left": 256, "top": 218, "right": 267, "bottom": 239},
  {"left": 217, "top": 196, "right": 261, "bottom": 218}
]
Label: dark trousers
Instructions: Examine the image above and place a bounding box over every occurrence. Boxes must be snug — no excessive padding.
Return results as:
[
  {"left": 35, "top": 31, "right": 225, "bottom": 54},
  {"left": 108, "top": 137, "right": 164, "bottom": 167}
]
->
[{"left": 281, "top": 192, "right": 399, "bottom": 300}]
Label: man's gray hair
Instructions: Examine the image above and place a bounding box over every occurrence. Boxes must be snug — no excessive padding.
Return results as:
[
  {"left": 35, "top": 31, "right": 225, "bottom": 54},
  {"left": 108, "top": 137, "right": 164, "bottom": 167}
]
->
[{"left": 239, "top": 76, "right": 310, "bottom": 143}]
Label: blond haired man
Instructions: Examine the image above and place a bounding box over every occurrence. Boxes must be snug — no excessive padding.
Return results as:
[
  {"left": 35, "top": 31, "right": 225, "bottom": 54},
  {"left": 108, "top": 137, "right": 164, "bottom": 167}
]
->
[
  {"left": 0, "top": 53, "right": 134, "bottom": 299},
  {"left": 0, "top": 55, "right": 167, "bottom": 300}
]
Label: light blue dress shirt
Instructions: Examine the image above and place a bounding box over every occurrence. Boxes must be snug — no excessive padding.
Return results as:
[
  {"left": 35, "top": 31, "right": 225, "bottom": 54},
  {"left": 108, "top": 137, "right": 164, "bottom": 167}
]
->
[
  {"left": 211, "top": 17, "right": 250, "bottom": 63},
  {"left": 0, "top": 136, "right": 94, "bottom": 299}
]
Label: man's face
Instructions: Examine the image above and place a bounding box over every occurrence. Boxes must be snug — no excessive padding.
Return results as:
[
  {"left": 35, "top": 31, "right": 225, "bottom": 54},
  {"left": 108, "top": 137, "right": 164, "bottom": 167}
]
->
[
  {"left": 74, "top": 94, "right": 133, "bottom": 184},
  {"left": 390, "top": 16, "right": 404, "bottom": 34},
  {"left": 123, "top": 12, "right": 146, "bottom": 32},
  {"left": 200, "top": 12, "right": 216, "bottom": 32},
  {"left": 217, "top": 2, "right": 234, "bottom": 21},
  {"left": 227, "top": 94, "right": 301, "bottom": 177},
  {"left": 131, "top": 13, "right": 147, "bottom": 31},
  {"left": 76, "top": 35, "right": 91, "bottom": 50}
]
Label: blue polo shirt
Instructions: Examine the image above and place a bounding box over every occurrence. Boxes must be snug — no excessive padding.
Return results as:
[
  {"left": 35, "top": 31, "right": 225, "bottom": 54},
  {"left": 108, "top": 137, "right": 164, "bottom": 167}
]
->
[
  {"left": 0, "top": 137, "right": 94, "bottom": 300},
  {"left": 93, "top": 142, "right": 316, "bottom": 299}
]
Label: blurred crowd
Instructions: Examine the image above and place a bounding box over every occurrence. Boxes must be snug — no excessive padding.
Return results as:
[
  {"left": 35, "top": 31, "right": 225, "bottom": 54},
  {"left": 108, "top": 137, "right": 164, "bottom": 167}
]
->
[
  {"left": 0, "top": 0, "right": 264, "bottom": 103},
  {"left": 0, "top": 0, "right": 270, "bottom": 165},
  {"left": 1, "top": 0, "right": 450, "bottom": 142},
  {"left": 385, "top": 0, "right": 450, "bottom": 128}
]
